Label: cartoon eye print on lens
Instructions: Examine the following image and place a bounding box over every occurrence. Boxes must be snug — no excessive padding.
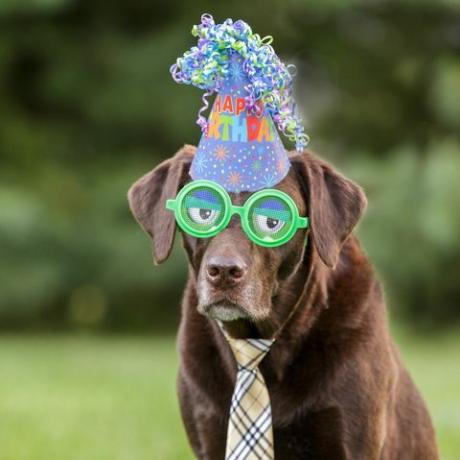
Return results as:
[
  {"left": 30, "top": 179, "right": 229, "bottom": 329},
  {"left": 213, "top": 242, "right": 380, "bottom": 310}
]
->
[
  {"left": 251, "top": 197, "right": 292, "bottom": 239},
  {"left": 253, "top": 214, "right": 286, "bottom": 234},
  {"left": 188, "top": 207, "right": 220, "bottom": 226},
  {"left": 183, "top": 188, "right": 223, "bottom": 230}
]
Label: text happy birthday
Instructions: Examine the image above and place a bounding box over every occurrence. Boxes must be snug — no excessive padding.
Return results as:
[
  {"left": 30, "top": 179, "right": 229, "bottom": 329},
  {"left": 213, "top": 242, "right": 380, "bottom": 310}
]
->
[{"left": 206, "top": 95, "right": 275, "bottom": 142}]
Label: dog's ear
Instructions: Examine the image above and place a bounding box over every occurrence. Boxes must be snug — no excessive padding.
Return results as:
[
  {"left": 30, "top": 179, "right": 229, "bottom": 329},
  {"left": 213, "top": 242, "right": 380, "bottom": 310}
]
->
[
  {"left": 128, "top": 145, "right": 195, "bottom": 264},
  {"left": 292, "top": 152, "right": 367, "bottom": 268}
]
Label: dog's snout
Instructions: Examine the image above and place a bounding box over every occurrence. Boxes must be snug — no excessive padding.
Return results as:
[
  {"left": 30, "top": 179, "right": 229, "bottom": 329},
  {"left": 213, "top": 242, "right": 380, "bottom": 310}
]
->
[{"left": 206, "top": 256, "right": 247, "bottom": 287}]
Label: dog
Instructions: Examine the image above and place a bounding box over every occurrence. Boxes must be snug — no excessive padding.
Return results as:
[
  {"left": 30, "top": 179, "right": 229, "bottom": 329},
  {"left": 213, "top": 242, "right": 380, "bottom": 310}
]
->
[{"left": 128, "top": 145, "right": 438, "bottom": 459}]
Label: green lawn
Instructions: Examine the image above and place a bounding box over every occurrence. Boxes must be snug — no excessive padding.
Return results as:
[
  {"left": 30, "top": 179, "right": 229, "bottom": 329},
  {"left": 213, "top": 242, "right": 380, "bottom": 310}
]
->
[{"left": 0, "top": 331, "right": 458, "bottom": 460}]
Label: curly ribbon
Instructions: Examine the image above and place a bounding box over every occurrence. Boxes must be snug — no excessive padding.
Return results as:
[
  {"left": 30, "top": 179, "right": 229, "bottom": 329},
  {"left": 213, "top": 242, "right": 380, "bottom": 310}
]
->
[
  {"left": 196, "top": 90, "right": 213, "bottom": 134},
  {"left": 200, "top": 13, "right": 214, "bottom": 26},
  {"left": 260, "top": 35, "right": 274, "bottom": 45},
  {"left": 170, "top": 14, "right": 309, "bottom": 151},
  {"left": 286, "top": 64, "right": 297, "bottom": 77},
  {"left": 169, "top": 63, "right": 182, "bottom": 83}
]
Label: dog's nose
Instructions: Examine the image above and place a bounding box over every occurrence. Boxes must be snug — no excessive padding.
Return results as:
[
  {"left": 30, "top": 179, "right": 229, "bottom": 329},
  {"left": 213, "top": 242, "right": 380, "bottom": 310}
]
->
[{"left": 206, "top": 256, "right": 248, "bottom": 287}]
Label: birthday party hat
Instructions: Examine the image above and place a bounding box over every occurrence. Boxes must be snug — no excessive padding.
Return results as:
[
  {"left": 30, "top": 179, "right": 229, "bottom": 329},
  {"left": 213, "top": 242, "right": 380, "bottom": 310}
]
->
[{"left": 171, "top": 14, "right": 309, "bottom": 193}]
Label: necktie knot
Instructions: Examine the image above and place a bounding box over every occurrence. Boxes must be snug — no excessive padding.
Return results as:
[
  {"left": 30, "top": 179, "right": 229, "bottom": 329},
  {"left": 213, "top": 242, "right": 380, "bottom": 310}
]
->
[{"left": 227, "top": 338, "right": 274, "bottom": 371}]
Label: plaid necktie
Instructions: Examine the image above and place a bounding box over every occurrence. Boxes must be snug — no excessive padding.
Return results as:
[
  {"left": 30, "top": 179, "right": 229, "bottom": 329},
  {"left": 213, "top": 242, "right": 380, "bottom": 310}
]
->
[{"left": 225, "top": 337, "right": 275, "bottom": 460}]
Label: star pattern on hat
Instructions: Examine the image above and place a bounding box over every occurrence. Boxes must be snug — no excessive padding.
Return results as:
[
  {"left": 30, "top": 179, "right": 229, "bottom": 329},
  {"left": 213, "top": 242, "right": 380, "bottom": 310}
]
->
[
  {"left": 215, "top": 145, "right": 229, "bottom": 161},
  {"left": 228, "top": 172, "right": 241, "bottom": 186},
  {"left": 193, "top": 155, "right": 208, "bottom": 173},
  {"left": 262, "top": 173, "right": 278, "bottom": 188},
  {"left": 277, "top": 158, "right": 286, "bottom": 173},
  {"left": 252, "top": 160, "right": 262, "bottom": 172}
]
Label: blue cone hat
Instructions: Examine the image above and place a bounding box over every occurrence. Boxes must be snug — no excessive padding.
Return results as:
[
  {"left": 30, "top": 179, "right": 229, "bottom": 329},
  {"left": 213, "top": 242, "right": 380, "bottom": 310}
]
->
[
  {"left": 190, "top": 54, "right": 290, "bottom": 193},
  {"left": 171, "top": 15, "right": 309, "bottom": 193}
]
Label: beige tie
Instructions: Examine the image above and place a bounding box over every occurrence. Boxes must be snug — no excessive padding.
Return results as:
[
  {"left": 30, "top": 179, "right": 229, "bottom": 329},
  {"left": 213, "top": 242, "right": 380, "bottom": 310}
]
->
[{"left": 225, "top": 337, "right": 275, "bottom": 460}]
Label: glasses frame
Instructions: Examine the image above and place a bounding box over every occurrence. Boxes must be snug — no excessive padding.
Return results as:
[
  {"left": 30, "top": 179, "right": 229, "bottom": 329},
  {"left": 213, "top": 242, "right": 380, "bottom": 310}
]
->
[{"left": 166, "top": 180, "right": 309, "bottom": 247}]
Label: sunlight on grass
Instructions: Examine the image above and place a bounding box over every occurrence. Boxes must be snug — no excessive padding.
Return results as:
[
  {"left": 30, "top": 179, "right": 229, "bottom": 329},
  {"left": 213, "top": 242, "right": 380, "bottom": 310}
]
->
[
  {"left": 0, "top": 332, "right": 458, "bottom": 459},
  {"left": 0, "top": 336, "right": 191, "bottom": 460},
  {"left": 394, "top": 329, "right": 460, "bottom": 460}
]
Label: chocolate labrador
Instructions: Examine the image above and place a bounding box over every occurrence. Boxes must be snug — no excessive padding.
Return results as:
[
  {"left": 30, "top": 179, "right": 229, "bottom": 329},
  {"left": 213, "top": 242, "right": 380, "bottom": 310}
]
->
[{"left": 128, "top": 145, "right": 438, "bottom": 459}]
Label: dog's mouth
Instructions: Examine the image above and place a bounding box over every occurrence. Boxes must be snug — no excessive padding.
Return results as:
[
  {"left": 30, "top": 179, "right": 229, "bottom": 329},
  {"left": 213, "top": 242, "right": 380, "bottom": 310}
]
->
[{"left": 199, "top": 301, "right": 250, "bottom": 322}]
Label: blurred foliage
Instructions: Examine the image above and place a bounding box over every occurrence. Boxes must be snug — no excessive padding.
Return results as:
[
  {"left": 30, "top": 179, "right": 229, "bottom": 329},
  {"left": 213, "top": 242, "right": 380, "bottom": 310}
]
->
[
  {"left": 0, "top": 0, "right": 459, "bottom": 330},
  {"left": 346, "top": 142, "right": 460, "bottom": 325}
]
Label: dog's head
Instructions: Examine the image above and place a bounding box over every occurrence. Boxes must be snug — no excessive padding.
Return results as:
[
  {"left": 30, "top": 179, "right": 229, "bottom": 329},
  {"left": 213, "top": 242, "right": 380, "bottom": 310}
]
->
[{"left": 128, "top": 145, "right": 366, "bottom": 327}]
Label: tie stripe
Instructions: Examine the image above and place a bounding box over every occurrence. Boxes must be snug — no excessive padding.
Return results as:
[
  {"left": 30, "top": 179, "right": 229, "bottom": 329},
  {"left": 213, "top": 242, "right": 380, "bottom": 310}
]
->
[
  {"left": 225, "top": 337, "right": 275, "bottom": 460},
  {"left": 228, "top": 407, "right": 273, "bottom": 460},
  {"left": 231, "top": 388, "right": 274, "bottom": 450}
]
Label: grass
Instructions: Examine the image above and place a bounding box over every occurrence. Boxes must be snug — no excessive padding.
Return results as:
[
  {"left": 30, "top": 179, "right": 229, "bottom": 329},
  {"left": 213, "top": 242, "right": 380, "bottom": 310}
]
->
[
  {"left": 0, "top": 331, "right": 458, "bottom": 460},
  {"left": 0, "top": 335, "right": 191, "bottom": 460},
  {"left": 396, "top": 329, "right": 460, "bottom": 460}
]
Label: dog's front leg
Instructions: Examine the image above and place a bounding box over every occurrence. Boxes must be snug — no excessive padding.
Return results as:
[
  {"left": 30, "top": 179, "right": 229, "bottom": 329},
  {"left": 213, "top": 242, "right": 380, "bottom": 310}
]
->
[
  {"left": 178, "top": 372, "right": 227, "bottom": 459},
  {"left": 274, "top": 406, "right": 351, "bottom": 460}
]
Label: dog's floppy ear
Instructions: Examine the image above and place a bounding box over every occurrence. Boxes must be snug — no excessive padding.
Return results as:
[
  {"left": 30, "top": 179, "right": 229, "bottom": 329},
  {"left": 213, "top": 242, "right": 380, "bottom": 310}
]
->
[
  {"left": 128, "top": 145, "right": 195, "bottom": 264},
  {"left": 292, "top": 152, "right": 367, "bottom": 268}
]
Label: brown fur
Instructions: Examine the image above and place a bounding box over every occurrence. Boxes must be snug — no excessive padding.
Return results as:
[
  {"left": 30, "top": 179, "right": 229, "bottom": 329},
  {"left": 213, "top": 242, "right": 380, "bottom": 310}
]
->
[{"left": 128, "top": 145, "right": 438, "bottom": 459}]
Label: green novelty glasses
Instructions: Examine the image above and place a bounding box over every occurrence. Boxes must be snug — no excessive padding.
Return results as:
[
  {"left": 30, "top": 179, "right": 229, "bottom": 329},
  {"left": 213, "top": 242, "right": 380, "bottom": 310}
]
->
[{"left": 166, "top": 180, "right": 309, "bottom": 247}]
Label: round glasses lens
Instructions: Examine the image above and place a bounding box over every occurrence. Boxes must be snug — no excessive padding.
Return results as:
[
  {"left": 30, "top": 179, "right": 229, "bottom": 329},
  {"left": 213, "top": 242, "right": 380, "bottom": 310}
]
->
[
  {"left": 247, "top": 196, "right": 293, "bottom": 243},
  {"left": 180, "top": 186, "right": 226, "bottom": 234}
]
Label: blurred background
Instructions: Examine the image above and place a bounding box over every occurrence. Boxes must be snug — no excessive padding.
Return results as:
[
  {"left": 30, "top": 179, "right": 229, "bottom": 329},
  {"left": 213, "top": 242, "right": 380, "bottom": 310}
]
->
[{"left": 0, "top": 1, "right": 459, "bottom": 459}]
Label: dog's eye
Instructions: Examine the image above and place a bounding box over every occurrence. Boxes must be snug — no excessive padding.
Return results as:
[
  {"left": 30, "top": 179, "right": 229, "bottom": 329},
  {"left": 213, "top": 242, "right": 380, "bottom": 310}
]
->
[
  {"left": 188, "top": 207, "right": 220, "bottom": 226},
  {"left": 253, "top": 214, "right": 286, "bottom": 235}
]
